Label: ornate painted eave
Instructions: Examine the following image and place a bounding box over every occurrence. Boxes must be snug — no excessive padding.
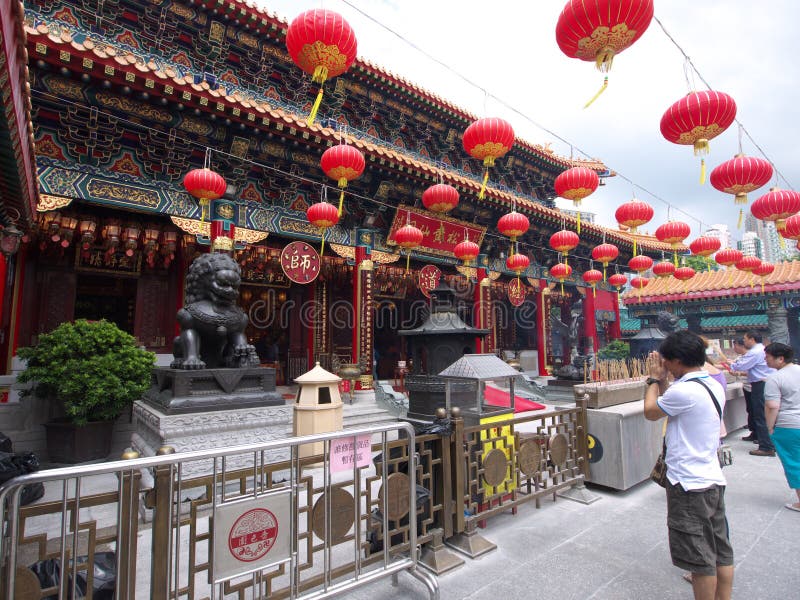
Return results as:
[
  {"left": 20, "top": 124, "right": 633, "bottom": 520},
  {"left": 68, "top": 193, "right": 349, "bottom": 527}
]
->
[
  {"left": 622, "top": 261, "right": 800, "bottom": 305},
  {"left": 0, "top": 0, "right": 39, "bottom": 227}
]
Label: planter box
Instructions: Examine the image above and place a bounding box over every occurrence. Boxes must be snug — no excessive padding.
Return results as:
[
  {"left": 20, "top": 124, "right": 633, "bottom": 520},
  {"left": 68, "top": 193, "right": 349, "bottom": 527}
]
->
[
  {"left": 44, "top": 420, "right": 114, "bottom": 464},
  {"left": 574, "top": 380, "right": 646, "bottom": 409}
]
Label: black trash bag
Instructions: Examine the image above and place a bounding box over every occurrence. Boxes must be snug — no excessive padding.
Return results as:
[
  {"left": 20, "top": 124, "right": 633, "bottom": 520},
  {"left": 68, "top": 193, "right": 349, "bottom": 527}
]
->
[
  {"left": 415, "top": 416, "right": 453, "bottom": 436},
  {"left": 0, "top": 431, "right": 11, "bottom": 453},
  {"left": 0, "top": 450, "right": 45, "bottom": 506},
  {"left": 367, "top": 485, "right": 431, "bottom": 554},
  {"left": 29, "top": 551, "right": 117, "bottom": 600},
  {"left": 371, "top": 446, "right": 410, "bottom": 475}
]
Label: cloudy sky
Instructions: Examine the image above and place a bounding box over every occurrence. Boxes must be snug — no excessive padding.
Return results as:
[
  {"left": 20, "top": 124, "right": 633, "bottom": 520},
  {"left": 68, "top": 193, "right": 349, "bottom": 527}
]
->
[{"left": 257, "top": 0, "right": 799, "bottom": 243}]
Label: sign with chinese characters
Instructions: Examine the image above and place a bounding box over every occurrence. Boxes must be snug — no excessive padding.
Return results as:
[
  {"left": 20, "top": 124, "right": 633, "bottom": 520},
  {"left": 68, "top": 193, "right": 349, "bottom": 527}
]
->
[
  {"left": 508, "top": 278, "right": 526, "bottom": 307},
  {"left": 280, "top": 241, "right": 320, "bottom": 284},
  {"left": 418, "top": 265, "right": 442, "bottom": 298},
  {"left": 387, "top": 205, "right": 486, "bottom": 258},
  {"left": 75, "top": 247, "right": 142, "bottom": 276},
  {"left": 212, "top": 490, "right": 291, "bottom": 582},
  {"left": 330, "top": 434, "right": 372, "bottom": 473}
]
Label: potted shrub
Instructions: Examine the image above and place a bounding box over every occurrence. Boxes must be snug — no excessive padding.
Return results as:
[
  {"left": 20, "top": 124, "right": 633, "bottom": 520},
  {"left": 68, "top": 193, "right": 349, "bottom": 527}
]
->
[{"left": 17, "top": 319, "right": 155, "bottom": 463}]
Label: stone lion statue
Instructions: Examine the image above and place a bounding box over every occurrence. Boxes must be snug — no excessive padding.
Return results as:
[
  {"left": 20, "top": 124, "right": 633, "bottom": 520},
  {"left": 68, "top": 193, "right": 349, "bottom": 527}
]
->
[
  {"left": 657, "top": 311, "right": 681, "bottom": 334},
  {"left": 171, "top": 253, "right": 259, "bottom": 370}
]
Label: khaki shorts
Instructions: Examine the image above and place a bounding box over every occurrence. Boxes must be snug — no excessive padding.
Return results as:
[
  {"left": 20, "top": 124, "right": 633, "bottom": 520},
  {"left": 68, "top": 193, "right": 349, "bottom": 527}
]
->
[{"left": 666, "top": 481, "right": 734, "bottom": 576}]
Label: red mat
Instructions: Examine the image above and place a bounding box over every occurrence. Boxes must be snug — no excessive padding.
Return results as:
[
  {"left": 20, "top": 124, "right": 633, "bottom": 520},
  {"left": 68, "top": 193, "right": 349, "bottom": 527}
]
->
[{"left": 484, "top": 383, "right": 546, "bottom": 412}]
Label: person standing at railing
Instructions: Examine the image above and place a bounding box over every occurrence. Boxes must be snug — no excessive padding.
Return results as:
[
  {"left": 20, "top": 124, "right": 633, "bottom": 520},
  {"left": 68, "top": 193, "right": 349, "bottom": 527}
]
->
[
  {"left": 644, "top": 331, "right": 733, "bottom": 600},
  {"left": 763, "top": 343, "right": 800, "bottom": 513}
]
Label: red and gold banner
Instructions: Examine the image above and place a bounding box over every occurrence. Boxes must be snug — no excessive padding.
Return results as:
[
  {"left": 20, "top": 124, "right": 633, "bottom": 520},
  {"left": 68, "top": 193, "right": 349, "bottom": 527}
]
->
[
  {"left": 508, "top": 279, "right": 526, "bottom": 307},
  {"left": 387, "top": 205, "right": 486, "bottom": 258},
  {"left": 418, "top": 265, "right": 442, "bottom": 298}
]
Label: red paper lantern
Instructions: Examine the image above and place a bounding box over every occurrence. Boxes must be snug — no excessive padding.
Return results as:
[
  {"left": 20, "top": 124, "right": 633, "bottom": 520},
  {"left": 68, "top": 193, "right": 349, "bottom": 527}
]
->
[
  {"left": 628, "top": 254, "right": 653, "bottom": 273},
  {"left": 306, "top": 201, "right": 339, "bottom": 256},
  {"left": 549, "top": 229, "right": 580, "bottom": 264},
  {"left": 554, "top": 167, "right": 599, "bottom": 232},
  {"left": 286, "top": 9, "right": 358, "bottom": 124},
  {"left": 582, "top": 268, "right": 603, "bottom": 296},
  {"left": 689, "top": 236, "right": 722, "bottom": 258},
  {"left": 653, "top": 260, "right": 676, "bottom": 278},
  {"left": 630, "top": 276, "right": 649, "bottom": 302},
  {"left": 660, "top": 91, "right": 737, "bottom": 183},
  {"left": 656, "top": 220, "right": 691, "bottom": 265},
  {"left": 454, "top": 238, "right": 480, "bottom": 266},
  {"left": 592, "top": 243, "right": 619, "bottom": 280},
  {"left": 735, "top": 255, "right": 761, "bottom": 273},
  {"left": 506, "top": 253, "right": 530, "bottom": 275},
  {"left": 463, "top": 118, "right": 515, "bottom": 199},
  {"left": 608, "top": 273, "right": 628, "bottom": 291},
  {"left": 555, "top": 0, "right": 654, "bottom": 71},
  {"left": 555, "top": 0, "right": 654, "bottom": 106},
  {"left": 497, "top": 211, "right": 530, "bottom": 257},
  {"left": 550, "top": 262, "right": 573, "bottom": 294},
  {"left": 394, "top": 223, "right": 424, "bottom": 273},
  {"left": 183, "top": 168, "right": 227, "bottom": 220},
  {"left": 674, "top": 266, "right": 696, "bottom": 282},
  {"left": 753, "top": 261, "right": 775, "bottom": 293},
  {"left": 750, "top": 187, "right": 800, "bottom": 233},
  {"left": 715, "top": 247, "right": 742, "bottom": 268},
  {"left": 615, "top": 198, "right": 654, "bottom": 255},
  {"left": 422, "top": 183, "right": 459, "bottom": 213},
  {"left": 781, "top": 214, "right": 800, "bottom": 242},
  {"left": 710, "top": 154, "right": 773, "bottom": 227},
  {"left": 320, "top": 144, "right": 365, "bottom": 215}
]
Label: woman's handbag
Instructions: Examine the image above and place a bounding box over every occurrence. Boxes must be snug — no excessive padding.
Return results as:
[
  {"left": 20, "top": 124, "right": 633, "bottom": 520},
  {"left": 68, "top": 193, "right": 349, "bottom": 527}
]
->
[{"left": 650, "top": 419, "right": 668, "bottom": 487}]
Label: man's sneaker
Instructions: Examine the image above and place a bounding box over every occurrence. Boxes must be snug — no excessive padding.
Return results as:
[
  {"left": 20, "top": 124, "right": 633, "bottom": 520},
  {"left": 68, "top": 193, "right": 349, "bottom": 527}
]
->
[
  {"left": 741, "top": 434, "right": 757, "bottom": 441},
  {"left": 749, "top": 449, "right": 776, "bottom": 457}
]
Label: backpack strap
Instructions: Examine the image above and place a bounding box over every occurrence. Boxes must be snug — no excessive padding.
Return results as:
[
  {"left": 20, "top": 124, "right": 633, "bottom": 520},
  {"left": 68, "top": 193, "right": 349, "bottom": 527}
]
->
[{"left": 689, "top": 377, "right": 723, "bottom": 420}]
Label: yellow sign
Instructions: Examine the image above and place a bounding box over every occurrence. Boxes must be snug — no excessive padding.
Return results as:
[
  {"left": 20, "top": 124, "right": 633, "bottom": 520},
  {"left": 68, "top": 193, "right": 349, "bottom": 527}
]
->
[{"left": 479, "top": 412, "right": 516, "bottom": 495}]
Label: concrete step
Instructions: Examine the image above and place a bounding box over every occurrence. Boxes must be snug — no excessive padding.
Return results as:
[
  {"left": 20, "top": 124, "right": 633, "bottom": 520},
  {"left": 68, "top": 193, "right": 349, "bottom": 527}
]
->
[{"left": 342, "top": 401, "right": 399, "bottom": 430}]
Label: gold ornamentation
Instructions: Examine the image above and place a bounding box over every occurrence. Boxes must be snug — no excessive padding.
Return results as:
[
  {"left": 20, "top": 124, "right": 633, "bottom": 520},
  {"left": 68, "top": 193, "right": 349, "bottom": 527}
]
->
[
  {"left": 296, "top": 41, "right": 349, "bottom": 77},
  {"left": 330, "top": 243, "right": 355, "bottom": 259},
  {"left": 87, "top": 181, "right": 159, "bottom": 207},
  {"left": 95, "top": 92, "right": 172, "bottom": 123},
  {"left": 217, "top": 203, "right": 235, "bottom": 220},
  {"left": 212, "top": 236, "right": 234, "bottom": 251},
  {"left": 170, "top": 216, "right": 268, "bottom": 243},
  {"left": 576, "top": 23, "right": 637, "bottom": 61},
  {"left": 37, "top": 194, "right": 73, "bottom": 211},
  {"left": 677, "top": 124, "right": 723, "bottom": 145}
]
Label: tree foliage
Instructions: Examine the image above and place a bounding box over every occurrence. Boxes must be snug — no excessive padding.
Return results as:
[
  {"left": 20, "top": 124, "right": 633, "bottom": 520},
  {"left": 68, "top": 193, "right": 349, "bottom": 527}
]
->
[
  {"left": 17, "top": 319, "right": 155, "bottom": 425},
  {"left": 597, "top": 339, "right": 630, "bottom": 361}
]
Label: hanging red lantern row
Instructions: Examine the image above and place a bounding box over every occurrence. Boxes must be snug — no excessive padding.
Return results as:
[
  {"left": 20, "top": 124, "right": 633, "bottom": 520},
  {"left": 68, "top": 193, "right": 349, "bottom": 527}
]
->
[
  {"left": 549, "top": 229, "right": 580, "bottom": 266},
  {"left": 628, "top": 254, "right": 653, "bottom": 274},
  {"left": 615, "top": 198, "right": 654, "bottom": 255},
  {"left": 183, "top": 167, "right": 226, "bottom": 222},
  {"left": 660, "top": 91, "right": 737, "bottom": 184},
  {"left": 555, "top": 0, "right": 654, "bottom": 107},
  {"left": 710, "top": 154, "right": 773, "bottom": 228},
  {"left": 750, "top": 187, "right": 800, "bottom": 247},
  {"left": 592, "top": 242, "right": 619, "bottom": 281},
  {"left": 715, "top": 247, "right": 743, "bottom": 286},
  {"left": 320, "top": 144, "right": 365, "bottom": 216},
  {"left": 753, "top": 262, "right": 775, "bottom": 294},
  {"left": 582, "top": 268, "right": 603, "bottom": 297},
  {"left": 285, "top": 9, "right": 358, "bottom": 125},
  {"left": 655, "top": 220, "right": 690, "bottom": 266},
  {"left": 422, "top": 183, "right": 459, "bottom": 213},
  {"left": 394, "top": 221, "right": 423, "bottom": 273},
  {"left": 735, "top": 255, "right": 761, "bottom": 288},
  {"left": 454, "top": 235, "right": 480, "bottom": 266},
  {"left": 630, "top": 276, "right": 649, "bottom": 302},
  {"left": 554, "top": 167, "right": 599, "bottom": 233},
  {"left": 653, "top": 260, "right": 676, "bottom": 279},
  {"left": 549, "top": 262, "right": 572, "bottom": 295},
  {"left": 463, "top": 118, "right": 515, "bottom": 199},
  {"left": 497, "top": 210, "right": 530, "bottom": 256},
  {"left": 689, "top": 236, "right": 722, "bottom": 271},
  {"left": 673, "top": 265, "right": 696, "bottom": 294},
  {"left": 306, "top": 200, "right": 339, "bottom": 256}
]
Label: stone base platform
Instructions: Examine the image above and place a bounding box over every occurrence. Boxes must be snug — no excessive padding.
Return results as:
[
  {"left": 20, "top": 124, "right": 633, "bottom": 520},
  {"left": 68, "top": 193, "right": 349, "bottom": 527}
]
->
[{"left": 131, "top": 401, "right": 293, "bottom": 478}]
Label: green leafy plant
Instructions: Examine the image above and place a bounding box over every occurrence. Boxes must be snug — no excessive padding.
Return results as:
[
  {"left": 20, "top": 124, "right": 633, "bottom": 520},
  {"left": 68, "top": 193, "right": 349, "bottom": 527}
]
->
[
  {"left": 597, "top": 339, "right": 630, "bottom": 361},
  {"left": 17, "top": 319, "right": 155, "bottom": 426}
]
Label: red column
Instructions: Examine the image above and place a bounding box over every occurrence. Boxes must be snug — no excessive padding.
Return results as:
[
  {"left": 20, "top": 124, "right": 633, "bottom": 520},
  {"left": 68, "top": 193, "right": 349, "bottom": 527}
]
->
[
  {"left": 536, "top": 280, "right": 548, "bottom": 375},
  {"left": 6, "top": 246, "right": 26, "bottom": 373},
  {"left": 474, "top": 263, "right": 487, "bottom": 352},
  {"left": 610, "top": 291, "right": 622, "bottom": 339},
  {"left": 352, "top": 244, "right": 374, "bottom": 389},
  {"left": 584, "top": 287, "right": 598, "bottom": 353}
]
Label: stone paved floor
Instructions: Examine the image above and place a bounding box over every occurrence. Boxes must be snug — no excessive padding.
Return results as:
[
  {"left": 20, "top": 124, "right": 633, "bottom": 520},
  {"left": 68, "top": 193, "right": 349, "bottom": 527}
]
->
[{"left": 349, "top": 431, "right": 798, "bottom": 600}]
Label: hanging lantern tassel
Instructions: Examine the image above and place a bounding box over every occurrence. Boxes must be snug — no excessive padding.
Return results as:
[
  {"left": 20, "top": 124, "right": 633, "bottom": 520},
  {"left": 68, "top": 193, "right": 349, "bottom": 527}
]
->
[
  {"left": 737, "top": 208, "right": 744, "bottom": 229},
  {"left": 602, "top": 264, "right": 607, "bottom": 281},
  {"left": 761, "top": 279, "right": 765, "bottom": 294},
  {"left": 632, "top": 237, "right": 637, "bottom": 257},
  {"left": 200, "top": 199, "right": 210, "bottom": 223},
  {"left": 478, "top": 158, "right": 493, "bottom": 200},
  {"left": 405, "top": 251, "right": 411, "bottom": 274},
  {"left": 779, "top": 234, "right": 785, "bottom": 249},
  {"left": 673, "top": 250, "right": 678, "bottom": 268},
  {"left": 584, "top": 76, "right": 609, "bottom": 109},
  {"left": 307, "top": 66, "right": 329, "bottom": 125},
  {"left": 560, "top": 281, "right": 564, "bottom": 296},
  {"left": 576, "top": 211, "right": 581, "bottom": 235},
  {"left": 592, "top": 284, "right": 596, "bottom": 298},
  {"left": 694, "top": 139, "right": 710, "bottom": 184},
  {"left": 319, "top": 227, "right": 326, "bottom": 257},
  {"left": 336, "top": 178, "right": 348, "bottom": 216}
]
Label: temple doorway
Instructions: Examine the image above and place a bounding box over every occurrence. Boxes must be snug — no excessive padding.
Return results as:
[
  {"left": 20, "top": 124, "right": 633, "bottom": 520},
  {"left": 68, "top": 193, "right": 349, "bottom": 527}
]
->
[{"left": 74, "top": 274, "right": 137, "bottom": 334}]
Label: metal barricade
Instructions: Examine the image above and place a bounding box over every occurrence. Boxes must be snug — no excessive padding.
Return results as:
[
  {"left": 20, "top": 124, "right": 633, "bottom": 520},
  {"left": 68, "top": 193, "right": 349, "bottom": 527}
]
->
[{"left": 0, "top": 423, "right": 439, "bottom": 600}]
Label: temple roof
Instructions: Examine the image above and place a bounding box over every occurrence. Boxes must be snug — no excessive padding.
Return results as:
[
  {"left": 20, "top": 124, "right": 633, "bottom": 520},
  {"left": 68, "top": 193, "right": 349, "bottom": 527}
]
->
[
  {"left": 438, "top": 354, "right": 520, "bottom": 380},
  {"left": 0, "top": 0, "right": 38, "bottom": 226},
  {"left": 621, "top": 314, "right": 768, "bottom": 334},
  {"left": 622, "top": 261, "right": 800, "bottom": 305}
]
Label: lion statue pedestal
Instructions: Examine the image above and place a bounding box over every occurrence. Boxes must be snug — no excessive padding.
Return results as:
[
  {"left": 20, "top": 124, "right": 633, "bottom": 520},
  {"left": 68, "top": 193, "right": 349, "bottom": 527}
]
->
[{"left": 132, "top": 253, "right": 292, "bottom": 475}]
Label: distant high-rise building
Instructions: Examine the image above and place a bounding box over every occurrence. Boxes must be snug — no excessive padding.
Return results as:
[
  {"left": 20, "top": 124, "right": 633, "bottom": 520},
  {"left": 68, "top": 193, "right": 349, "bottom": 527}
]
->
[
  {"left": 738, "top": 231, "right": 763, "bottom": 259},
  {"left": 559, "top": 208, "right": 595, "bottom": 224},
  {"left": 743, "top": 213, "right": 795, "bottom": 263},
  {"left": 705, "top": 224, "right": 731, "bottom": 252}
]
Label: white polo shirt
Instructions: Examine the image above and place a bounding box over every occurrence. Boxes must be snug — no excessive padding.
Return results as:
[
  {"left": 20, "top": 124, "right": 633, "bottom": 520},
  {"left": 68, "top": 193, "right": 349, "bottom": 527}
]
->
[{"left": 657, "top": 371, "right": 726, "bottom": 490}]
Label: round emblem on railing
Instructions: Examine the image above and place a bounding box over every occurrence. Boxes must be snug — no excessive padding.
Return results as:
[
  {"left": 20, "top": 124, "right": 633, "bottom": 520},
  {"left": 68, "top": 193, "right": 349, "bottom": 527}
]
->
[
  {"left": 482, "top": 448, "right": 508, "bottom": 487},
  {"left": 549, "top": 433, "right": 569, "bottom": 467}
]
